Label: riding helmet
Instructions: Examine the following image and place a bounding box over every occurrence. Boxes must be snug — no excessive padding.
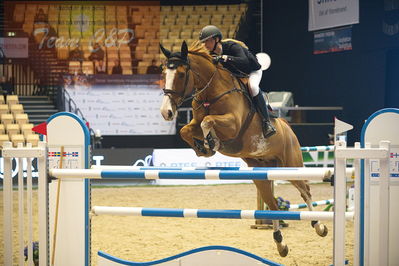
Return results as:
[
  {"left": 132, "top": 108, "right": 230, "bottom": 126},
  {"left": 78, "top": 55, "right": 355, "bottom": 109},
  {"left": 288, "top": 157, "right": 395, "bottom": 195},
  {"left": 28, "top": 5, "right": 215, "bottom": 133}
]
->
[{"left": 199, "top": 25, "right": 223, "bottom": 42}]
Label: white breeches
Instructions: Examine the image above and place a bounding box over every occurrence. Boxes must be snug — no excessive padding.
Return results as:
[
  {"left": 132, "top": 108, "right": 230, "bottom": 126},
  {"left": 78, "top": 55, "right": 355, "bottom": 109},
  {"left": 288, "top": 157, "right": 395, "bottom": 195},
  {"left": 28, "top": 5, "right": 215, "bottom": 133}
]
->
[{"left": 248, "top": 69, "right": 263, "bottom": 97}]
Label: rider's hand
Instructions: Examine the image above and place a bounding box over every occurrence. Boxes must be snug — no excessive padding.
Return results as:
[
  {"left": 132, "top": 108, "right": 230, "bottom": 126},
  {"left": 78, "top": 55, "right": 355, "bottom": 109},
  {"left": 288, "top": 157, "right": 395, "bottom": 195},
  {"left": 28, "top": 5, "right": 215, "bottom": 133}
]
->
[
  {"left": 212, "top": 56, "right": 222, "bottom": 64},
  {"left": 212, "top": 55, "right": 228, "bottom": 64}
]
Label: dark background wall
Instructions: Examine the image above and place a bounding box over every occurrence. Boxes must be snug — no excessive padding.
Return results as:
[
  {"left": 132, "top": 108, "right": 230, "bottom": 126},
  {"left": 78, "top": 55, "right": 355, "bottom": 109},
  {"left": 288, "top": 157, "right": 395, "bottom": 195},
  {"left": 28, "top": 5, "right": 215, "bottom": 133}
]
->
[{"left": 261, "top": 0, "right": 399, "bottom": 145}]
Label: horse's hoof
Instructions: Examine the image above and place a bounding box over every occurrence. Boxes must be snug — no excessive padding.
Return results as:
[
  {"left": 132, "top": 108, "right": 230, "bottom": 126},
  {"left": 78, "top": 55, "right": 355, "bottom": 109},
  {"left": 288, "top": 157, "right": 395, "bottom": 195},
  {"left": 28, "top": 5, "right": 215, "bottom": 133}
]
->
[
  {"left": 203, "top": 141, "right": 210, "bottom": 149},
  {"left": 204, "top": 149, "right": 216, "bottom": 157},
  {"left": 315, "top": 223, "right": 328, "bottom": 237},
  {"left": 277, "top": 243, "right": 289, "bottom": 257},
  {"left": 205, "top": 132, "right": 215, "bottom": 150},
  {"left": 213, "top": 139, "right": 220, "bottom": 151},
  {"left": 193, "top": 138, "right": 207, "bottom": 154}
]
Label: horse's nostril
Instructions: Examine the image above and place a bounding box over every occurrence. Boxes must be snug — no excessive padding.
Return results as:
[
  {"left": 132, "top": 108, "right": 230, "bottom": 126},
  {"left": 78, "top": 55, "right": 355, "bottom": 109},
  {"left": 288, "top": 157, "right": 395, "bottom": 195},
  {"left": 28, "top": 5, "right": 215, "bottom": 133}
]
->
[{"left": 168, "top": 110, "right": 173, "bottom": 118}]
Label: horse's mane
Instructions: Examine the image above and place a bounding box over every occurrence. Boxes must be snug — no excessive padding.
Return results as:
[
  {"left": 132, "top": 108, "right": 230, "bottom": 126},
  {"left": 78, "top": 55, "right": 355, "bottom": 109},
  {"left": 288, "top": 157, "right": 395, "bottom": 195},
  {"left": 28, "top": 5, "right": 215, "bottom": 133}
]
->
[
  {"left": 188, "top": 41, "right": 213, "bottom": 62},
  {"left": 187, "top": 40, "right": 237, "bottom": 75}
]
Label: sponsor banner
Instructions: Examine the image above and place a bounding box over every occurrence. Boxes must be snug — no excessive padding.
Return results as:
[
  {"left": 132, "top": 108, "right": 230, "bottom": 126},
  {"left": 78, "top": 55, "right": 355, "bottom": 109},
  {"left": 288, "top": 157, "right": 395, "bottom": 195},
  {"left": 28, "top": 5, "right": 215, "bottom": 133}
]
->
[
  {"left": 313, "top": 27, "right": 352, "bottom": 54},
  {"left": 308, "top": 0, "right": 359, "bottom": 31},
  {"left": 64, "top": 74, "right": 162, "bottom": 86},
  {"left": 152, "top": 149, "right": 249, "bottom": 185},
  {"left": 64, "top": 75, "right": 175, "bottom": 136},
  {"left": 0, "top": 37, "right": 29, "bottom": 58},
  {"left": 152, "top": 149, "right": 247, "bottom": 168}
]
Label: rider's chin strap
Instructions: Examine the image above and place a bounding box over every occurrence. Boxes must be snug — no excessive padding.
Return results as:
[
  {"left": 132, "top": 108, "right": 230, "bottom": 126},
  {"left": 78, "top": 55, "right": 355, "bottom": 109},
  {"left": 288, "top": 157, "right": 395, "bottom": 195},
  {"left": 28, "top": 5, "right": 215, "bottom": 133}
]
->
[{"left": 211, "top": 37, "right": 220, "bottom": 53}]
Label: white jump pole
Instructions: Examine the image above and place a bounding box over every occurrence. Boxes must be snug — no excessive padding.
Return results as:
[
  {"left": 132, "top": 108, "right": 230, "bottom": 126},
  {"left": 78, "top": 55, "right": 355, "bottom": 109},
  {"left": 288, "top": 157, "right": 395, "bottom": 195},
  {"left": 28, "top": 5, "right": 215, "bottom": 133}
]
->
[
  {"left": 91, "top": 206, "right": 354, "bottom": 221},
  {"left": 49, "top": 167, "right": 333, "bottom": 181}
]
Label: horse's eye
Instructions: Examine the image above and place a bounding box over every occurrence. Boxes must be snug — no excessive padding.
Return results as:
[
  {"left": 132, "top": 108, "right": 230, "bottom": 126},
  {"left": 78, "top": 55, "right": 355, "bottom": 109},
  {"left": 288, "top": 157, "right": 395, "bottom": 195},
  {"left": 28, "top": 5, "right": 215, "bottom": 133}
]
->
[{"left": 178, "top": 72, "right": 185, "bottom": 79}]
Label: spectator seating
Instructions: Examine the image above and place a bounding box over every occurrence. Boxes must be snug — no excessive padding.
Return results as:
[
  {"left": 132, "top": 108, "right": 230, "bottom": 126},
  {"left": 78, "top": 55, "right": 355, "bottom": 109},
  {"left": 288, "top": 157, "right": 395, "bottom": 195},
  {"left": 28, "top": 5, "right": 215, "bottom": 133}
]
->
[
  {"left": 0, "top": 95, "right": 39, "bottom": 148},
  {"left": 10, "top": 104, "right": 24, "bottom": 115},
  {"left": 11, "top": 134, "right": 25, "bottom": 147},
  {"left": 15, "top": 114, "right": 29, "bottom": 125},
  {"left": 0, "top": 134, "right": 9, "bottom": 148},
  {"left": 21, "top": 123, "right": 34, "bottom": 137},
  {"left": 13, "top": 3, "right": 247, "bottom": 75},
  {"left": 0, "top": 104, "right": 9, "bottom": 115},
  {"left": 6, "top": 95, "right": 19, "bottom": 106}
]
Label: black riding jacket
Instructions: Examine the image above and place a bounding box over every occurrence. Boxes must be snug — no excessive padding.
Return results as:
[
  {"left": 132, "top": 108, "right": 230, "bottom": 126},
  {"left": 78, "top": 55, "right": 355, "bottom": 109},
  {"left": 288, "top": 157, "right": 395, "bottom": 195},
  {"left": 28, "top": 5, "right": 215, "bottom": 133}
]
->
[{"left": 215, "top": 40, "right": 261, "bottom": 77}]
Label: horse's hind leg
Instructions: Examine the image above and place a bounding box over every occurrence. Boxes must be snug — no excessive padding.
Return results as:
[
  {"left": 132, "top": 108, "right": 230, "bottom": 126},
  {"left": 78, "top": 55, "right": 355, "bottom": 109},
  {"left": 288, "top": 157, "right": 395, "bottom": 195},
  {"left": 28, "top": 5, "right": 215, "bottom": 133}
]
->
[
  {"left": 291, "top": 181, "right": 328, "bottom": 237},
  {"left": 253, "top": 180, "right": 289, "bottom": 257}
]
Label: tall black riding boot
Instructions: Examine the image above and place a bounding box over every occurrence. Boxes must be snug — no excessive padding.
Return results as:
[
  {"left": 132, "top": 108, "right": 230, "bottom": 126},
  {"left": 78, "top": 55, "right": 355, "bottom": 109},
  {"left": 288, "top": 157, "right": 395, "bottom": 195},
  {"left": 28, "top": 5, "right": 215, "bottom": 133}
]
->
[{"left": 253, "top": 93, "right": 276, "bottom": 138}]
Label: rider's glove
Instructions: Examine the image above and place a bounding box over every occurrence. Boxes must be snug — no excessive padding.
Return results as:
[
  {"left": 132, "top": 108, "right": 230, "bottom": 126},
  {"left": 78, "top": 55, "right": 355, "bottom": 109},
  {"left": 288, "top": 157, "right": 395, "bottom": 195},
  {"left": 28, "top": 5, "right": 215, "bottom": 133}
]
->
[
  {"left": 212, "top": 55, "right": 228, "bottom": 64},
  {"left": 212, "top": 56, "right": 222, "bottom": 64}
]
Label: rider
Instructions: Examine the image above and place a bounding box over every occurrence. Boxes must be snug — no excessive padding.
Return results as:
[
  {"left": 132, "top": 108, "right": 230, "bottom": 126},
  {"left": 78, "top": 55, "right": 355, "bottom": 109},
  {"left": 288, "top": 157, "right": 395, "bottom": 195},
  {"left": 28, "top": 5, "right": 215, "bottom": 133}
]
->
[{"left": 199, "top": 25, "right": 276, "bottom": 138}]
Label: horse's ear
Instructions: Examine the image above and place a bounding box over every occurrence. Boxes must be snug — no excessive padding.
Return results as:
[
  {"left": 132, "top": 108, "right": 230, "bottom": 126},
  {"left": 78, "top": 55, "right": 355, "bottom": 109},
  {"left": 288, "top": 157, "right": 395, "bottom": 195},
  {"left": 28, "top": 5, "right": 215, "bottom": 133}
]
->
[
  {"left": 181, "top": 41, "right": 188, "bottom": 60},
  {"left": 160, "top": 43, "right": 171, "bottom": 58}
]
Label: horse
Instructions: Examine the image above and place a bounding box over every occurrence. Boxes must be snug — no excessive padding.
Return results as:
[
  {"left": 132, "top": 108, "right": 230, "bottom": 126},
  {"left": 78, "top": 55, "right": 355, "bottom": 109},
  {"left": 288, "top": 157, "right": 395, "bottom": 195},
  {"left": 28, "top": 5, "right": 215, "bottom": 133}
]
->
[{"left": 159, "top": 40, "right": 328, "bottom": 257}]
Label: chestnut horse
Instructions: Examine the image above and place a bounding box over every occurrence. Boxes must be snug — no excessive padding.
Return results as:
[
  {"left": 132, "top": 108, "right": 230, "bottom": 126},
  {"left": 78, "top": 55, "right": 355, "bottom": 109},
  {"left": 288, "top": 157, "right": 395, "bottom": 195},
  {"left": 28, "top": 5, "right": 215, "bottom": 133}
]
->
[{"left": 159, "top": 41, "right": 327, "bottom": 257}]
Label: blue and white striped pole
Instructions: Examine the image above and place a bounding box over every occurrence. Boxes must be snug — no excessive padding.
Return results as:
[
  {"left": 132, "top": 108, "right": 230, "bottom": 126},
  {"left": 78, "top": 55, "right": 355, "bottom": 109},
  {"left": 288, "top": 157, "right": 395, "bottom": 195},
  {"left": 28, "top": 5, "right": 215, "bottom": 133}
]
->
[
  {"left": 288, "top": 199, "right": 334, "bottom": 210},
  {"left": 300, "top": 145, "right": 334, "bottom": 152},
  {"left": 91, "top": 206, "right": 354, "bottom": 221},
  {"left": 49, "top": 167, "right": 333, "bottom": 181},
  {"left": 90, "top": 166, "right": 355, "bottom": 179}
]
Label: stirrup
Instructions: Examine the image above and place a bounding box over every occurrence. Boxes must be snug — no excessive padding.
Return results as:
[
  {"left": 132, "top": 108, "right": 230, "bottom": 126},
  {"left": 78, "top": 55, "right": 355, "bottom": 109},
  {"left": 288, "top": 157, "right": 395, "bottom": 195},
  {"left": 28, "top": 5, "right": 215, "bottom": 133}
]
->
[{"left": 262, "top": 122, "right": 276, "bottom": 138}]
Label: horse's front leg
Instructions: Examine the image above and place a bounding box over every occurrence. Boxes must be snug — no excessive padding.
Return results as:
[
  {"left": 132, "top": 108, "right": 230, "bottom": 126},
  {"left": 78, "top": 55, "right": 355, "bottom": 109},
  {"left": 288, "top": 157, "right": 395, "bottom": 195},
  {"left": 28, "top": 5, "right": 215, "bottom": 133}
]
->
[
  {"left": 200, "top": 113, "right": 238, "bottom": 151},
  {"left": 180, "top": 119, "right": 215, "bottom": 157}
]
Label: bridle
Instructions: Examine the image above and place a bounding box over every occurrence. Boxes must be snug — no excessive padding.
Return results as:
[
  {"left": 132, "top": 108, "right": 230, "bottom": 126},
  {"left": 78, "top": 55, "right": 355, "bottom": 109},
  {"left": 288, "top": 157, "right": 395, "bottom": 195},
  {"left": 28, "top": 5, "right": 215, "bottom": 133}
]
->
[{"left": 162, "top": 56, "right": 217, "bottom": 107}]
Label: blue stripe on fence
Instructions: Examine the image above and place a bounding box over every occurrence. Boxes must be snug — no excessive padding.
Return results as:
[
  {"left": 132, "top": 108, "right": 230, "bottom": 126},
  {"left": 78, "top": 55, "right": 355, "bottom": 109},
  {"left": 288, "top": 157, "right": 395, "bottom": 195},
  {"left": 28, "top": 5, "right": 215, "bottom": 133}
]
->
[
  {"left": 218, "top": 171, "right": 268, "bottom": 180},
  {"left": 141, "top": 208, "right": 185, "bottom": 218},
  {"left": 255, "top": 210, "right": 301, "bottom": 220},
  {"left": 101, "top": 170, "right": 147, "bottom": 179}
]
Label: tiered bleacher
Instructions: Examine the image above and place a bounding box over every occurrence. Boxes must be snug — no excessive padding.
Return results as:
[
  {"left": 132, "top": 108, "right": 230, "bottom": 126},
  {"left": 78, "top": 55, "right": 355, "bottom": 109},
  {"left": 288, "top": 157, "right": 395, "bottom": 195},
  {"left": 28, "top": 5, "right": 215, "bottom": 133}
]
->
[
  {"left": 0, "top": 95, "right": 39, "bottom": 148},
  {"left": 134, "top": 4, "right": 247, "bottom": 74},
  {"left": 14, "top": 3, "right": 133, "bottom": 75},
  {"left": 13, "top": 3, "right": 247, "bottom": 75}
]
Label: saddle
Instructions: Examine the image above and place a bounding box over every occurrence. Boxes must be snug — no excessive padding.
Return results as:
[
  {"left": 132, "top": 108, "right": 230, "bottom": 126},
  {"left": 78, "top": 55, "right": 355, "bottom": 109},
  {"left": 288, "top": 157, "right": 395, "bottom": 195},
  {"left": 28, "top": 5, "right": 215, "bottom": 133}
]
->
[{"left": 234, "top": 76, "right": 277, "bottom": 118}]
